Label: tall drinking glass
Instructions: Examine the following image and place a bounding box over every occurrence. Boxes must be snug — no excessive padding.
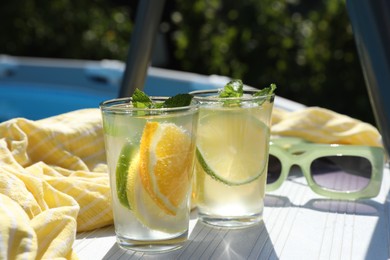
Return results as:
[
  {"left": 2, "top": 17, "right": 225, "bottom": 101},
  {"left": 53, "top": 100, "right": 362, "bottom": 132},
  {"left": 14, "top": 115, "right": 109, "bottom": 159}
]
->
[
  {"left": 100, "top": 97, "right": 199, "bottom": 252},
  {"left": 191, "top": 89, "right": 274, "bottom": 228}
]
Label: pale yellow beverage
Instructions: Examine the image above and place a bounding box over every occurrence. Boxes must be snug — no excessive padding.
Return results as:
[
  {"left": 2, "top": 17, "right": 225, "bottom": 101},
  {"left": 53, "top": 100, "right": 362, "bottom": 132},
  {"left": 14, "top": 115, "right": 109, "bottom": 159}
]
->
[
  {"left": 191, "top": 90, "right": 274, "bottom": 228},
  {"left": 100, "top": 96, "right": 198, "bottom": 252}
]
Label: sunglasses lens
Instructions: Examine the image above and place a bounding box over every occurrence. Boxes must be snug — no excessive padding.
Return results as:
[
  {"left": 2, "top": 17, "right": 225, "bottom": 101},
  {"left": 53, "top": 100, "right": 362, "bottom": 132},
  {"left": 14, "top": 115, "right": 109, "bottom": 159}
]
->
[
  {"left": 311, "top": 156, "right": 372, "bottom": 191},
  {"left": 267, "top": 155, "right": 282, "bottom": 184}
]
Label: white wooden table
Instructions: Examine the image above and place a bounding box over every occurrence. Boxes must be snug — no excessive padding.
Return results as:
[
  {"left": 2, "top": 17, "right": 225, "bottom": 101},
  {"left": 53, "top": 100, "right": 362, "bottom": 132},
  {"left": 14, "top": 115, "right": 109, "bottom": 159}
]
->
[{"left": 73, "top": 164, "right": 390, "bottom": 260}]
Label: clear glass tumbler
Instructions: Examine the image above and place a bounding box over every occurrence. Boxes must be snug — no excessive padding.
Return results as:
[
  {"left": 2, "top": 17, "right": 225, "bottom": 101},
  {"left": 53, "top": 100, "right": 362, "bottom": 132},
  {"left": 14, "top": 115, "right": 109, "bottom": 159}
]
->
[
  {"left": 100, "top": 97, "right": 199, "bottom": 252},
  {"left": 191, "top": 89, "right": 274, "bottom": 228}
]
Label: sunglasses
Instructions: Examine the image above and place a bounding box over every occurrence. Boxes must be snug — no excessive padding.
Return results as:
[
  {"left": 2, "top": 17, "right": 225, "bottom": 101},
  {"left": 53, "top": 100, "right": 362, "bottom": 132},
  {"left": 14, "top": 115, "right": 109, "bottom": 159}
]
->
[{"left": 266, "top": 137, "right": 385, "bottom": 200}]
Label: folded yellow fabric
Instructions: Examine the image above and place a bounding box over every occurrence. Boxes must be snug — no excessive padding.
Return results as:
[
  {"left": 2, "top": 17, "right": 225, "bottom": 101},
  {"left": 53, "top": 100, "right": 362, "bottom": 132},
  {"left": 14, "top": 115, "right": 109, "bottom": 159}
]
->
[
  {"left": 0, "top": 105, "right": 383, "bottom": 259},
  {"left": 271, "top": 106, "right": 382, "bottom": 147},
  {"left": 0, "top": 109, "right": 112, "bottom": 260}
]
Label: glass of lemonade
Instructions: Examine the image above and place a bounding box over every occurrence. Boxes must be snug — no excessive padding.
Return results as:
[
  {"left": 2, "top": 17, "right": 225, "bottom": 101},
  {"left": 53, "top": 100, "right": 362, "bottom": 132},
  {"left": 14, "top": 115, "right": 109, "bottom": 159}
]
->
[
  {"left": 191, "top": 89, "right": 274, "bottom": 228},
  {"left": 100, "top": 96, "right": 199, "bottom": 252}
]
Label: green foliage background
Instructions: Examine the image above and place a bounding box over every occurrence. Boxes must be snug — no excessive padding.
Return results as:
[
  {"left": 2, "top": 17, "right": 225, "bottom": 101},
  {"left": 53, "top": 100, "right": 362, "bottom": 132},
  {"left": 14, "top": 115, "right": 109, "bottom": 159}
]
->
[{"left": 0, "top": 0, "right": 375, "bottom": 124}]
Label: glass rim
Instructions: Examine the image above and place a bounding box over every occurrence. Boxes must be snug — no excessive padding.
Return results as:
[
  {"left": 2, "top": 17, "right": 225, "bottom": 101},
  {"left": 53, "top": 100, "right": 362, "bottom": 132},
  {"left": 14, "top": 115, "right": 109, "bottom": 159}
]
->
[
  {"left": 100, "top": 96, "right": 199, "bottom": 113},
  {"left": 189, "top": 89, "right": 275, "bottom": 102}
]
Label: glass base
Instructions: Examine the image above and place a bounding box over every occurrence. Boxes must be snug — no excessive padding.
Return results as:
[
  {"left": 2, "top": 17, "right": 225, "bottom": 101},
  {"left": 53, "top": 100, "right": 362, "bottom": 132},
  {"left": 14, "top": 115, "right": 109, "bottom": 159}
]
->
[
  {"left": 198, "top": 212, "right": 263, "bottom": 229},
  {"left": 116, "top": 231, "right": 188, "bottom": 253}
]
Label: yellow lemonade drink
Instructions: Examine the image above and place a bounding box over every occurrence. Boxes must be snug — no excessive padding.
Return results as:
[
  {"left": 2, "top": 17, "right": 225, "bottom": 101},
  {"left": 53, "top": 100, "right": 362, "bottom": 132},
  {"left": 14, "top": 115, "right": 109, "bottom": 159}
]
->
[
  {"left": 101, "top": 95, "right": 198, "bottom": 252},
  {"left": 192, "top": 88, "right": 274, "bottom": 228}
]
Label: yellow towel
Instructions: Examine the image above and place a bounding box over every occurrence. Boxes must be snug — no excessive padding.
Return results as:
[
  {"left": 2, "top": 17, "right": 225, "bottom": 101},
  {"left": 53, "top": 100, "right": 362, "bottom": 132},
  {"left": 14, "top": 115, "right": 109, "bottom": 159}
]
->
[
  {"left": 0, "top": 109, "right": 112, "bottom": 260},
  {"left": 0, "top": 106, "right": 383, "bottom": 259},
  {"left": 271, "top": 107, "right": 382, "bottom": 147}
]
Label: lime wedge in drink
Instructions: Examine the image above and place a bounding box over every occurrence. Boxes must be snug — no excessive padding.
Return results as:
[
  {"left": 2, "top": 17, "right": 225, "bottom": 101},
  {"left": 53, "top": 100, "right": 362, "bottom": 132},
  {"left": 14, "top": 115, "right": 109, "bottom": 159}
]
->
[
  {"left": 115, "top": 142, "right": 137, "bottom": 209},
  {"left": 196, "top": 111, "right": 270, "bottom": 186}
]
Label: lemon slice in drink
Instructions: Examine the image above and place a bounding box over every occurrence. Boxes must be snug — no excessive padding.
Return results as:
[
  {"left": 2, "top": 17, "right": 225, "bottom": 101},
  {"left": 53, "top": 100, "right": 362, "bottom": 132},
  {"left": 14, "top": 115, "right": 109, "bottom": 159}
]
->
[
  {"left": 116, "top": 120, "right": 194, "bottom": 233},
  {"left": 196, "top": 111, "right": 270, "bottom": 186},
  {"left": 139, "top": 121, "right": 194, "bottom": 216},
  {"left": 126, "top": 152, "right": 188, "bottom": 233}
]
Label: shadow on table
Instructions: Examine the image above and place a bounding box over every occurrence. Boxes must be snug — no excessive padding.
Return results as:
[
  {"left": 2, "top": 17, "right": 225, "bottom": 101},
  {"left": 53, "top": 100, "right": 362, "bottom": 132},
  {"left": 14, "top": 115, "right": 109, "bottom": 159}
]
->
[
  {"left": 265, "top": 185, "right": 390, "bottom": 259},
  {"left": 175, "top": 221, "right": 277, "bottom": 260},
  {"left": 102, "top": 220, "right": 277, "bottom": 260},
  {"left": 265, "top": 194, "right": 382, "bottom": 216}
]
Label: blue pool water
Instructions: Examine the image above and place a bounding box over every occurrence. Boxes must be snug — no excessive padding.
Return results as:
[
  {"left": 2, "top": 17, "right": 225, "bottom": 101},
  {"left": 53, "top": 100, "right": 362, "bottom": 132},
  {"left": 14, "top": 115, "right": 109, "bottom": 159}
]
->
[{"left": 0, "top": 55, "right": 226, "bottom": 121}]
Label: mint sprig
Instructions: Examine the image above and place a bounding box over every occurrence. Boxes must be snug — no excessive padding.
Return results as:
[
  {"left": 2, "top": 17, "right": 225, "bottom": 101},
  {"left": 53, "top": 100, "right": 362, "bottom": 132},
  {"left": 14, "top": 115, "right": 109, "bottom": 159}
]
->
[
  {"left": 253, "top": 83, "right": 276, "bottom": 105},
  {"left": 253, "top": 83, "right": 277, "bottom": 97},
  {"left": 163, "top": 94, "right": 193, "bottom": 108},
  {"left": 132, "top": 89, "right": 153, "bottom": 108},
  {"left": 218, "top": 80, "right": 276, "bottom": 106},
  {"left": 131, "top": 88, "right": 193, "bottom": 108},
  {"left": 219, "top": 79, "right": 244, "bottom": 98}
]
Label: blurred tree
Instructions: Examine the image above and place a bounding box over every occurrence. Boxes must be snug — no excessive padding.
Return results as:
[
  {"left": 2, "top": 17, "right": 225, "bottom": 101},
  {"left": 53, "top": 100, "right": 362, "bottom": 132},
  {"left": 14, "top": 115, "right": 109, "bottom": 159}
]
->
[
  {"left": 0, "top": 0, "right": 375, "bottom": 125},
  {"left": 0, "top": 0, "right": 133, "bottom": 59},
  {"left": 166, "top": 0, "right": 374, "bottom": 124}
]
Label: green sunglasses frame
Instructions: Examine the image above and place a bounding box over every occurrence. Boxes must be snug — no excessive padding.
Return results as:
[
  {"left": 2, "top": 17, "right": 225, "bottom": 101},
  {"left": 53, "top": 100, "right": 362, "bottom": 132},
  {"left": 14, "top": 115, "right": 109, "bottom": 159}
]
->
[{"left": 266, "top": 137, "right": 385, "bottom": 200}]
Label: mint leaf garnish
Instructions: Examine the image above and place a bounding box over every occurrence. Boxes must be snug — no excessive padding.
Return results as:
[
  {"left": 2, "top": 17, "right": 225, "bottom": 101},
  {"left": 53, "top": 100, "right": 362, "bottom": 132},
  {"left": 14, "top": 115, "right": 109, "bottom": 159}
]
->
[
  {"left": 219, "top": 79, "right": 244, "bottom": 98},
  {"left": 131, "top": 88, "right": 193, "bottom": 108},
  {"left": 163, "top": 94, "right": 193, "bottom": 108},
  {"left": 132, "top": 88, "right": 153, "bottom": 108},
  {"left": 253, "top": 83, "right": 276, "bottom": 105},
  {"left": 217, "top": 80, "right": 276, "bottom": 107},
  {"left": 253, "top": 83, "right": 277, "bottom": 97}
]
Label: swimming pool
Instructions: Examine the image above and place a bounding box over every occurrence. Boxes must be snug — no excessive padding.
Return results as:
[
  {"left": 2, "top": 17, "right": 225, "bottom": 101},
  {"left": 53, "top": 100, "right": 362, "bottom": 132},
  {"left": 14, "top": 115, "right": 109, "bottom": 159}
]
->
[
  {"left": 0, "top": 55, "right": 232, "bottom": 121},
  {"left": 0, "top": 55, "right": 303, "bottom": 122}
]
